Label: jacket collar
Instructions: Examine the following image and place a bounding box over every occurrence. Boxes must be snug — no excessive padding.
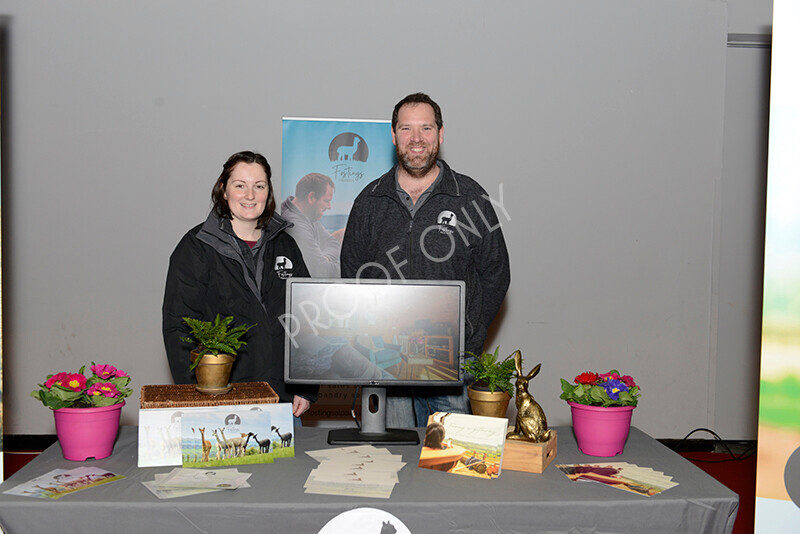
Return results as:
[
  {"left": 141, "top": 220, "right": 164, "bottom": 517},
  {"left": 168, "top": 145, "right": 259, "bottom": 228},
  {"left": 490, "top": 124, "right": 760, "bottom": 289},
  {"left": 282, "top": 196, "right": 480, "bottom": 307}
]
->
[
  {"left": 369, "top": 159, "right": 460, "bottom": 198},
  {"left": 201, "top": 211, "right": 290, "bottom": 244}
]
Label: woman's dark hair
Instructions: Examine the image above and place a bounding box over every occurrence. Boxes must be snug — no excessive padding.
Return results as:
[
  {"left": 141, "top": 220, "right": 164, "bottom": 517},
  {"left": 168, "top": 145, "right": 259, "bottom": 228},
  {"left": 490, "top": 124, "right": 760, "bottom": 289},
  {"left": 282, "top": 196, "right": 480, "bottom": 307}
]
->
[
  {"left": 423, "top": 422, "right": 446, "bottom": 449},
  {"left": 211, "top": 151, "right": 275, "bottom": 229}
]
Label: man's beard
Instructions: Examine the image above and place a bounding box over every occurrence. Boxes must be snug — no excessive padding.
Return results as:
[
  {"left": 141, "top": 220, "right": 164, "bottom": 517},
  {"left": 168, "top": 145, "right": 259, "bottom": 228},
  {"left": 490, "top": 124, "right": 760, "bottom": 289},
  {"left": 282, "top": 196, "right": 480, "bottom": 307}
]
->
[{"left": 397, "top": 141, "right": 439, "bottom": 178}]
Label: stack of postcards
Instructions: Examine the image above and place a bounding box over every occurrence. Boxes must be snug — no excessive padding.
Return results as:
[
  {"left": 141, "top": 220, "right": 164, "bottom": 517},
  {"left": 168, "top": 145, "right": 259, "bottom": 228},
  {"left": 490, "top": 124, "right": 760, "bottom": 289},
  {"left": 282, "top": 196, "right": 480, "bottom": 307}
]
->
[
  {"left": 3, "top": 467, "right": 123, "bottom": 500},
  {"left": 555, "top": 462, "right": 678, "bottom": 496},
  {"left": 304, "top": 445, "right": 406, "bottom": 499},
  {"left": 142, "top": 467, "right": 252, "bottom": 499}
]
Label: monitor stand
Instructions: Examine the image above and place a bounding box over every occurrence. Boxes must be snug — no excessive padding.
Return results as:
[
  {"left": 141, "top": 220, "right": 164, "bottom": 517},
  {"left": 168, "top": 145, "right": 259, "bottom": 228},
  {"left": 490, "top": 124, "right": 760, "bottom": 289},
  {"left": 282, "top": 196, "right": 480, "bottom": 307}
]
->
[{"left": 327, "top": 387, "right": 420, "bottom": 445}]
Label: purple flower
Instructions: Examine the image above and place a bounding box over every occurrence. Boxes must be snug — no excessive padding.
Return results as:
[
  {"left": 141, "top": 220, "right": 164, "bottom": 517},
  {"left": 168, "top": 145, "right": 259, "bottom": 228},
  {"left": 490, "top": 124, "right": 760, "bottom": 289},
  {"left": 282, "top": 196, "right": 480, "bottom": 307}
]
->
[{"left": 602, "top": 379, "right": 628, "bottom": 400}]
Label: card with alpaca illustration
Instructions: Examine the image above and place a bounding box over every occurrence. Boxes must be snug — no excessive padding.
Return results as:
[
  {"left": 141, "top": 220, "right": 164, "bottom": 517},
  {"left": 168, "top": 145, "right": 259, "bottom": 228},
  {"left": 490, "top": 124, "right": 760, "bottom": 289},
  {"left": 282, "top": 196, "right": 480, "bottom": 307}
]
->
[
  {"left": 178, "top": 403, "right": 295, "bottom": 467},
  {"left": 139, "top": 402, "right": 294, "bottom": 467}
]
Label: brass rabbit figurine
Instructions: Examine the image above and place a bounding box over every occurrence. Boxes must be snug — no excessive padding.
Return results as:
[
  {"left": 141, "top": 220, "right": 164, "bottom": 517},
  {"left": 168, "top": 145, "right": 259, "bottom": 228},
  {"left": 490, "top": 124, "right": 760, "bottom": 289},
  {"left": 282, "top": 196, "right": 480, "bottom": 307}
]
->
[{"left": 506, "top": 350, "right": 552, "bottom": 443}]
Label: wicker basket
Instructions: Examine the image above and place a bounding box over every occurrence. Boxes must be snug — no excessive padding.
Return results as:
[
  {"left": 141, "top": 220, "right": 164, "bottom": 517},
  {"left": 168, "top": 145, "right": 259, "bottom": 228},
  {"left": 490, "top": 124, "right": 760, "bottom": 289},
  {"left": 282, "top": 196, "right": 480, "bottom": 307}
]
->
[{"left": 140, "top": 382, "right": 279, "bottom": 409}]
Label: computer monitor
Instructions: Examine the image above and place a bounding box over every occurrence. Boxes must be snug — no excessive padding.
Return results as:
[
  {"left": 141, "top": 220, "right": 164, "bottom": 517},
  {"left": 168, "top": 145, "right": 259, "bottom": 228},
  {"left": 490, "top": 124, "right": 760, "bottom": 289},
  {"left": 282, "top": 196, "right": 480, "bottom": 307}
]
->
[{"left": 282, "top": 278, "right": 465, "bottom": 445}]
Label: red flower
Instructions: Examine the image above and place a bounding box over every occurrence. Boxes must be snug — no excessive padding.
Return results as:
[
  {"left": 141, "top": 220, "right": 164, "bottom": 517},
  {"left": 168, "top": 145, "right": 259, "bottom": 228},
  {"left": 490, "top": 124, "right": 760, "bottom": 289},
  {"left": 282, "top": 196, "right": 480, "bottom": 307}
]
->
[
  {"left": 61, "top": 373, "right": 87, "bottom": 392},
  {"left": 574, "top": 372, "right": 599, "bottom": 385},
  {"left": 45, "top": 372, "right": 69, "bottom": 389},
  {"left": 620, "top": 375, "right": 637, "bottom": 388},
  {"left": 599, "top": 371, "right": 621, "bottom": 382},
  {"left": 88, "top": 382, "right": 119, "bottom": 398}
]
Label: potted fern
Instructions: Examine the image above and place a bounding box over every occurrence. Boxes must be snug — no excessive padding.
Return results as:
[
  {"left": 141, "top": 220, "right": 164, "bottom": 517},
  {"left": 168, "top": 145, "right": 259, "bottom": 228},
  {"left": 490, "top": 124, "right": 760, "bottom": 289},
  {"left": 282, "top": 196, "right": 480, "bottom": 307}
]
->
[
  {"left": 181, "top": 314, "right": 255, "bottom": 394},
  {"left": 461, "top": 346, "right": 516, "bottom": 417}
]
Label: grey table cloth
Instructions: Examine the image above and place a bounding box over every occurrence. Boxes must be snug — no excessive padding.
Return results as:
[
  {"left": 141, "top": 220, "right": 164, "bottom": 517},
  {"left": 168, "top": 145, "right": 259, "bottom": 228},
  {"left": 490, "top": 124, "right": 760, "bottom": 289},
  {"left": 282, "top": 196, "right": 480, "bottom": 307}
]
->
[{"left": 0, "top": 425, "right": 738, "bottom": 533}]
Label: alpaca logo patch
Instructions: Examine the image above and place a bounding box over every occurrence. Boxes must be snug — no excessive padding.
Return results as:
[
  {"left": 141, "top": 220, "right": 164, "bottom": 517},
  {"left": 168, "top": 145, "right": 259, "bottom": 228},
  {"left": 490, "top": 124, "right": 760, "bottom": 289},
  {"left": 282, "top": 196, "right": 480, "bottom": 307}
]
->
[
  {"left": 274, "top": 256, "right": 293, "bottom": 279},
  {"left": 437, "top": 210, "right": 457, "bottom": 235}
]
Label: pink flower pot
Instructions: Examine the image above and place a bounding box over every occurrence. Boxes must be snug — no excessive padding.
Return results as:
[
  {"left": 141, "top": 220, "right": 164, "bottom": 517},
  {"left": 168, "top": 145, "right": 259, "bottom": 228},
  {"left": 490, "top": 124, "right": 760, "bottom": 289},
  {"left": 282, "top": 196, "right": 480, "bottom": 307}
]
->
[
  {"left": 568, "top": 401, "right": 635, "bottom": 457},
  {"left": 53, "top": 402, "right": 124, "bottom": 461}
]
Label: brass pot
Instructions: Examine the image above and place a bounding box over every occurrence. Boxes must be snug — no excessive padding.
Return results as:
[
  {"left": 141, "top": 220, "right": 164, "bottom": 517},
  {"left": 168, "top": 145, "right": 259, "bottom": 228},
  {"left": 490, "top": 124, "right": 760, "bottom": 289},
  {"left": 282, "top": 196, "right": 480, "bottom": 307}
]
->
[
  {"left": 467, "top": 385, "right": 512, "bottom": 418},
  {"left": 191, "top": 350, "right": 235, "bottom": 395}
]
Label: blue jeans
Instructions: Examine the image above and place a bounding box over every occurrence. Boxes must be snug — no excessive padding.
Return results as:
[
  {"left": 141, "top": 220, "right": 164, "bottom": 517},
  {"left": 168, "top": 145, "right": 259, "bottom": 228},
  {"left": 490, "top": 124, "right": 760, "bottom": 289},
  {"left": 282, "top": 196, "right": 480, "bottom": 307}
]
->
[{"left": 384, "top": 385, "right": 470, "bottom": 428}]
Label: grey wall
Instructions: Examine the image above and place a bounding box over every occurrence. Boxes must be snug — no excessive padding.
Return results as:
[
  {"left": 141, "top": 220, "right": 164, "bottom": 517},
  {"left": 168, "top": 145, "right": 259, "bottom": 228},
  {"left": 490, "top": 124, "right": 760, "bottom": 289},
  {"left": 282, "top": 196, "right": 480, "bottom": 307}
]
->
[{"left": 0, "top": 0, "right": 771, "bottom": 439}]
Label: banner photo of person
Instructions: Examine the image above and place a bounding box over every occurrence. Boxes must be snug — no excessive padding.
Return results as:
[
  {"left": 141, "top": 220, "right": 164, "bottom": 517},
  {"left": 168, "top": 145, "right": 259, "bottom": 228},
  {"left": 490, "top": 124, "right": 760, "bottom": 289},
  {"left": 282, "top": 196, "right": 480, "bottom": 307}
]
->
[
  {"left": 281, "top": 118, "right": 396, "bottom": 425},
  {"left": 280, "top": 118, "right": 395, "bottom": 279}
]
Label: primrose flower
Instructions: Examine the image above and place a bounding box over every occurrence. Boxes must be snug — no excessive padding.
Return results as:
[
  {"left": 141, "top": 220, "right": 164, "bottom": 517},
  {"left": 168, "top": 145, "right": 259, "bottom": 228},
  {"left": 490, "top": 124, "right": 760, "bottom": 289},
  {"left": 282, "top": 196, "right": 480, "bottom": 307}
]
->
[
  {"left": 88, "top": 382, "right": 119, "bottom": 398},
  {"left": 620, "top": 375, "right": 637, "bottom": 388},
  {"left": 62, "top": 373, "right": 87, "bottom": 392},
  {"left": 574, "top": 372, "right": 599, "bottom": 385},
  {"left": 599, "top": 371, "right": 621, "bottom": 381},
  {"left": 45, "top": 372, "right": 70, "bottom": 389},
  {"left": 32, "top": 362, "right": 132, "bottom": 409},
  {"left": 602, "top": 379, "right": 628, "bottom": 400},
  {"left": 561, "top": 369, "right": 640, "bottom": 407},
  {"left": 91, "top": 364, "right": 119, "bottom": 379}
]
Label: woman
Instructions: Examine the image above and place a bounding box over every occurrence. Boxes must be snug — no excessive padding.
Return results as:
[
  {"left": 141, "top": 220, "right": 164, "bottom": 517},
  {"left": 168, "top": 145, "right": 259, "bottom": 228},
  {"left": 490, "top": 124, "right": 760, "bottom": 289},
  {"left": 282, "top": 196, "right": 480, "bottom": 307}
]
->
[{"left": 163, "top": 150, "right": 316, "bottom": 417}]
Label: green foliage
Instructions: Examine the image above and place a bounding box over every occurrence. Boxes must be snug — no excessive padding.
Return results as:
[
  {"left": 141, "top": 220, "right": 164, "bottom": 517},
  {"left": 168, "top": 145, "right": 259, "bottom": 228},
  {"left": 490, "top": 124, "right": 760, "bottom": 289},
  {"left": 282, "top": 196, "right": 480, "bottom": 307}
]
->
[
  {"left": 181, "top": 314, "right": 256, "bottom": 371},
  {"left": 461, "top": 346, "right": 516, "bottom": 395}
]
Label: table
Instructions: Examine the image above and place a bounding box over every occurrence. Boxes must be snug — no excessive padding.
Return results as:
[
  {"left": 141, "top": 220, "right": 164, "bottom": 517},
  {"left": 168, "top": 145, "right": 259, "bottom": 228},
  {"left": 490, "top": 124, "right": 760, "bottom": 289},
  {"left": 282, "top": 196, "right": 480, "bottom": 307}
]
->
[{"left": 0, "top": 425, "right": 738, "bottom": 533}]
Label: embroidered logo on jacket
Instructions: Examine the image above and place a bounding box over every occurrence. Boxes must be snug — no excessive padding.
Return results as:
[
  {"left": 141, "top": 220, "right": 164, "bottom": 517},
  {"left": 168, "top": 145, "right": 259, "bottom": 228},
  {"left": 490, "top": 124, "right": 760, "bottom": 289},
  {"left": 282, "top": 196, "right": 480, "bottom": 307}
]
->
[
  {"left": 437, "top": 210, "right": 457, "bottom": 235},
  {"left": 274, "top": 256, "right": 294, "bottom": 279}
]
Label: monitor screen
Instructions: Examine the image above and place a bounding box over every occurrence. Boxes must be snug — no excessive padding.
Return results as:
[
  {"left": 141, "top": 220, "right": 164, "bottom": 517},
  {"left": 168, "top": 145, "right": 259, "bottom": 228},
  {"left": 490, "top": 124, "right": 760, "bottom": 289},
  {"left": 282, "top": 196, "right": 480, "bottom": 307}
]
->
[{"left": 282, "top": 278, "right": 465, "bottom": 387}]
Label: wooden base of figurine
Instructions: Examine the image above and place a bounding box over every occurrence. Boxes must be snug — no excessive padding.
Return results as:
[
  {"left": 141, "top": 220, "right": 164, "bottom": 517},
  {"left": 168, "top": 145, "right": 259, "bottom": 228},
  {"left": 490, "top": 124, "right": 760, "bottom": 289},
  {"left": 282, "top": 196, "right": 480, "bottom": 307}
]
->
[{"left": 503, "top": 429, "right": 558, "bottom": 473}]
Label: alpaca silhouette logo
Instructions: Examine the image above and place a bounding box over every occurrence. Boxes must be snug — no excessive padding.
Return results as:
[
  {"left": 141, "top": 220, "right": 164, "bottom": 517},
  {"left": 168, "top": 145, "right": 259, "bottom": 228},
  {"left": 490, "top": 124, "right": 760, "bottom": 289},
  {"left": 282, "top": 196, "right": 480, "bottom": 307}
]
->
[
  {"left": 316, "top": 507, "right": 410, "bottom": 534},
  {"left": 274, "top": 256, "right": 293, "bottom": 279},
  {"left": 224, "top": 414, "right": 241, "bottom": 426},
  {"left": 437, "top": 210, "right": 457, "bottom": 235},
  {"left": 328, "top": 132, "right": 368, "bottom": 163}
]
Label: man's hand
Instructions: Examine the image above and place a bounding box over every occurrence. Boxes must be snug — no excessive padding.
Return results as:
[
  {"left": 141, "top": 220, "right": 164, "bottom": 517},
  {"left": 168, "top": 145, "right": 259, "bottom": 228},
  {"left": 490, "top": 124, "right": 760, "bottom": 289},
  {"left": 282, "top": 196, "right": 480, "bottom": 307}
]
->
[{"left": 293, "top": 395, "right": 312, "bottom": 417}]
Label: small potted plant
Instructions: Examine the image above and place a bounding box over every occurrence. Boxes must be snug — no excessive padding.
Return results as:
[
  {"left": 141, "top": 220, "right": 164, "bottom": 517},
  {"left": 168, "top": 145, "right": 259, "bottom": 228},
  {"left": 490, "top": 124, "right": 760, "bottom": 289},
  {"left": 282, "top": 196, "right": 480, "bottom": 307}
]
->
[
  {"left": 560, "top": 369, "right": 641, "bottom": 456},
  {"left": 461, "top": 346, "right": 516, "bottom": 417},
  {"left": 181, "top": 314, "right": 255, "bottom": 395},
  {"left": 31, "top": 363, "right": 132, "bottom": 461}
]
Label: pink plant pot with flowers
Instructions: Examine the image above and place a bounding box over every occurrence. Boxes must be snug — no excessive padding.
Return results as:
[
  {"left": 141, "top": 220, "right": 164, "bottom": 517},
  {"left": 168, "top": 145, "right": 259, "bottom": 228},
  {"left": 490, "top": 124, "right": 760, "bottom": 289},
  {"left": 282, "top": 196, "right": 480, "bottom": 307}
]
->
[
  {"left": 31, "top": 363, "right": 132, "bottom": 461},
  {"left": 560, "top": 370, "right": 640, "bottom": 457}
]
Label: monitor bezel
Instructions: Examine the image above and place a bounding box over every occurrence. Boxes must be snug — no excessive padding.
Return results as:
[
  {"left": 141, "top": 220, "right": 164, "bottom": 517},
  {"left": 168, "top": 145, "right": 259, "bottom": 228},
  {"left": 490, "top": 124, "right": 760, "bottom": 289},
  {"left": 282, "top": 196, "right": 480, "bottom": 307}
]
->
[{"left": 283, "top": 277, "right": 466, "bottom": 387}]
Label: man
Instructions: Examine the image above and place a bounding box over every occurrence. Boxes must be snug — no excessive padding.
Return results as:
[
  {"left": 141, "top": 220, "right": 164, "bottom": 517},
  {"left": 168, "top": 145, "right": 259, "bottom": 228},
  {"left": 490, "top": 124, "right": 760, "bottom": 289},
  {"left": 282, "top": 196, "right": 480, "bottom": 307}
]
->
[
  {"left": 280, "top": 173, "right": 341, "bottom": 277},
  {"left": 340, "top": 93, "right": 511, "bottom": 427}
]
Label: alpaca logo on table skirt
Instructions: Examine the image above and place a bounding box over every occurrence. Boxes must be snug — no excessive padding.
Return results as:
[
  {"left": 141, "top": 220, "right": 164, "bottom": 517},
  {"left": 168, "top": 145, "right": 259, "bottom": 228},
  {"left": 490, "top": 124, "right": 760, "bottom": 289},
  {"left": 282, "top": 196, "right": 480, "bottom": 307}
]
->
[{"left": 317, "top": 508, "right": 410, "bottom": 534}]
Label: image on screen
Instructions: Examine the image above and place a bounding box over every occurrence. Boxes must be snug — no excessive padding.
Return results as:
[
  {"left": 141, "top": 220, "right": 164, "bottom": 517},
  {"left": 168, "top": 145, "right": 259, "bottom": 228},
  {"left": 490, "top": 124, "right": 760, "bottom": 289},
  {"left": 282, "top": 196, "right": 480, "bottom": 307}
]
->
[{"left": 283, "top": 279, "right": 465, "bottom": 387}]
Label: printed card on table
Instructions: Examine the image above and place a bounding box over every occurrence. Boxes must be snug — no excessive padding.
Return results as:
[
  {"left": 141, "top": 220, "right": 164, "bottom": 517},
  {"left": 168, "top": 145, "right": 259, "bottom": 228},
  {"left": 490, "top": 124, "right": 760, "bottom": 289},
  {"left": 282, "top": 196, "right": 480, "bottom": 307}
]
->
[
  {"left": 138, "top": 403, "right": 294, "bottom": 467},
  {"left": 555, "top": 462, "right": 679, "bottom": 496},
  {"left": 3, "top": 467, "right": 123, "bottom": 500},
  {"left": 180, "top": 403, "right": 296, "bottom": 467},
  {"left": 418, "top": 412, "right": 508, "bottom": 479}
]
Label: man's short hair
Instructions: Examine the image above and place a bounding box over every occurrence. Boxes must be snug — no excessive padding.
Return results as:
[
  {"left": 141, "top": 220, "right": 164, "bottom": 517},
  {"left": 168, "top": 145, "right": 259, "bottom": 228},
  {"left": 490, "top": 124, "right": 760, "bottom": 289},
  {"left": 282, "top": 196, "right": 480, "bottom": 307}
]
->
[
  {"left": 392, "top": 92, "right": 444, "bottom": 132},
  {"left": 296, "top": 173, "right": 334, "bottom": 201}
]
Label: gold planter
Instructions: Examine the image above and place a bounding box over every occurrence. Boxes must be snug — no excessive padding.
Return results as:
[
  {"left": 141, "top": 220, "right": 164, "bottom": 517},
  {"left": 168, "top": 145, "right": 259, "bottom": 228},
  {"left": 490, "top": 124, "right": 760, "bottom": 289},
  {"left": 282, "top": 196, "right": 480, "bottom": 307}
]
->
[
  {"left": 191, "top": 350, "right": 235, "bottom": 395},
  {"left": 467, "top": 385, "right": 511, "bottom": 418}
]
